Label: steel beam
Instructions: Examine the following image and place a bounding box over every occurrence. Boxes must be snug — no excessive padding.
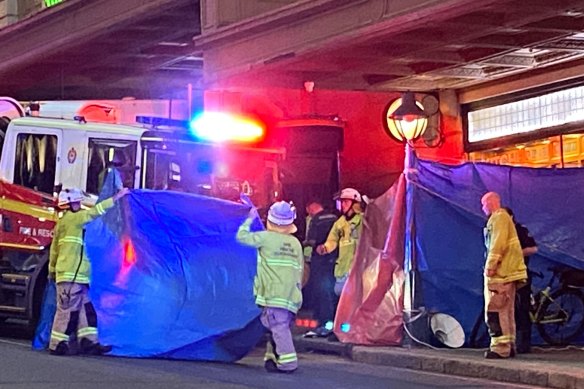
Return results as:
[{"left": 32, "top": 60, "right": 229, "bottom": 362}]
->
[{"left": 0, "top": 0, "right": 194, "bottom": 74}]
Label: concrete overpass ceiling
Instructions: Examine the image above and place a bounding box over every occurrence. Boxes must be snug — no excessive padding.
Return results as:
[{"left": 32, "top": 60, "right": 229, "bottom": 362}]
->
[
  {"left": 196, "top": 0, "right": 584, "bottom": 96},
  {"left": 1, "top": 0, "right": 202, "bottom": 100}
]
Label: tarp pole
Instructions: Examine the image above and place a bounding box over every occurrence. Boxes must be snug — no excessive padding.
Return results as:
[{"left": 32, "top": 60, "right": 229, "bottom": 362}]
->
[{"left": 403, "top": 144, "right": 420, "bottom": 327}]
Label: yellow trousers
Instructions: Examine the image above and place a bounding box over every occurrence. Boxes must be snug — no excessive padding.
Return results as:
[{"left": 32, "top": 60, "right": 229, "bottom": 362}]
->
[{"left": 484, "top": 280, "right": 516, "bottom": 357}]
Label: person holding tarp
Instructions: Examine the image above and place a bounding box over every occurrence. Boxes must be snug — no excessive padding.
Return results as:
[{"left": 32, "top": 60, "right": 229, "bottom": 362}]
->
[
  {"left": 316, "top": 188, "right": 364, "bottom": 296},
  {"left": 48, "top": 187, "right": 129, "bottom": 356},
  {"left": 480, "top": 192, "right": 527, "bottom": 359},
  {"left": 237, "top": 201, "right": 303, "bottom": 373}
]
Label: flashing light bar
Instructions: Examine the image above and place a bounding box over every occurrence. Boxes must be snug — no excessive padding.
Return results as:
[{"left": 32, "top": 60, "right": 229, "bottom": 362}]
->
[
  {"left": 189, "top": 112, "right": 265, "bottom": 143},
  {"left": 136, "top": 116, "right": 190, "bottom": 128}
]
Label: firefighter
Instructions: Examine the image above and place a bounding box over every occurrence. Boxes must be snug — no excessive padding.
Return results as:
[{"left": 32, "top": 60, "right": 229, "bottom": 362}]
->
[
  {"left": 236, "top": 201, "right": 303, "bottom": 373},
  {"left": 48, "top": 187, "right": 129, "bottom": 356},
  {"left": 316, "top": 188, "right": 363, "bottom": 296},
  {"left": 481, "top": 192, "right": 527, "bottom": 359}
]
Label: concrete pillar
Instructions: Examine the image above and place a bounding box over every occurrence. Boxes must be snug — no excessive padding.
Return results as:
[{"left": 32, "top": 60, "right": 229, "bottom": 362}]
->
[{"left": 0, "top": 0, "right": 19, "bottom": 28}]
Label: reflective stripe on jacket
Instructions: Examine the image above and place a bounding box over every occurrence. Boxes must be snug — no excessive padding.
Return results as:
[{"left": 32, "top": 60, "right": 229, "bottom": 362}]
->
[
  {"left": 484, "top": 209, "right": 527, "bottom": 284},
  {"left": 49, "top": 199, "right": 115, "bottom": 284},
  {"left": 237, "top": 217, "right": 303, "bottom": 314},
  {"left": 323, "top": 213, "right": 362, "bottom": 278}
]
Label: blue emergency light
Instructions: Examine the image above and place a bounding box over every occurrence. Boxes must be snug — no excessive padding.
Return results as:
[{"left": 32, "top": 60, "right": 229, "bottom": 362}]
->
[
  {"left": 136, "top": 116, "right": 190, "bottom": 129},
  {"left": 189, "top": 112, "right": 265, "bottom": 143}
]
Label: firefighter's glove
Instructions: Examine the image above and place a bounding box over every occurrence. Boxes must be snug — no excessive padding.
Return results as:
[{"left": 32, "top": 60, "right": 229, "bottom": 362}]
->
[{"left": 248, "top": 207, "right": 259, "bottom": 220}]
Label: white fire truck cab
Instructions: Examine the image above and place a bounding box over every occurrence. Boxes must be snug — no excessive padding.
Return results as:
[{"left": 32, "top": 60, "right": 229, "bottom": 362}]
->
[{"left": 0, "top": 113, "right": 283, "bottom": 326}]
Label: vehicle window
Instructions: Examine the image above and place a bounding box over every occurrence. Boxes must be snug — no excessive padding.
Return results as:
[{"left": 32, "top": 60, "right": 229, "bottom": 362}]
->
[
  {"left": 86, "top": 138, "right": 137, "bottom": 195},
  {"left": 143, "top": 149, "right": 183, "bottom": 191},
  {"left": 142, "top": 144, "right": 281, "bottom": 208},
  {"left": 13, "top": 133, "right": 58, "bottom": 194}
]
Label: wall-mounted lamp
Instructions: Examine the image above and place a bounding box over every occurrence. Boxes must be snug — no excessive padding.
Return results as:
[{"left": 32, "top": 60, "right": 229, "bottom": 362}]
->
[{"left": 383, "top": 92, "right": 428, "bottom": 145}]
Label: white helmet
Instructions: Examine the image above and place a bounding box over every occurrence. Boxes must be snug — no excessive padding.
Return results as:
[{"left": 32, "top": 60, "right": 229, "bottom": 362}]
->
[
  {"left": 58, "top": 188, "right": 84, "bottom": 207},
  {"left": 336, "top": 188, "right": 362, "bottom": 203},
  {"left": 267, "top": 201, "right": 297, "bottom": 226}
]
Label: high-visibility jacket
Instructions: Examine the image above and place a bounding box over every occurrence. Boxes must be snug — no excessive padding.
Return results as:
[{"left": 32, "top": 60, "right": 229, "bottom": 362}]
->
[
  {"left": 322, "top": 213, "right": 363, "bottom": 278},
  {"left": 49, "top": 199, "right": 115, "bottom": 284},
  {"left": 237, "top": 217, "right": 303, "bottom": 314},
  {"left": 484, "top": 208, "right": 527, "bottom": 284},
  {"left": 303, "top": 210, "right": 338, "bottom": 263}
]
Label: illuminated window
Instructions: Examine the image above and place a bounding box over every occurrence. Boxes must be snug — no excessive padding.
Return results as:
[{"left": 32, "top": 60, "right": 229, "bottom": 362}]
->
[
  {"left": 14, "top": 134, "right": 58, "bottom": 194},
  {"left": 468, "top": 85, "right": 584, "bottom": 142}
]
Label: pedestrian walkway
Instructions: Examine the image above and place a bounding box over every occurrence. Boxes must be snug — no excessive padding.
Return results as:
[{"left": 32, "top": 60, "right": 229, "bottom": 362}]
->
[{"left": 295, "top": 336, "right": 584, "bottom": 389}]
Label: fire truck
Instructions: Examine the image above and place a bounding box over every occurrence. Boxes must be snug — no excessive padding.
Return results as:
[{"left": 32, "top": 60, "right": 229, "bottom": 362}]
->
[
  {"left": 0, "top": 97, "right": 344, "bottom": 327},
  {"left": 0, "top": 110, "right": 287, "bottom": 327}
]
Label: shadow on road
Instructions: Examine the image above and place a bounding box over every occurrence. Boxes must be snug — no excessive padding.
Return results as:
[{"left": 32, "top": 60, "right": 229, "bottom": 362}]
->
[{"left": 0, "top": 319, "right": 34, "bottom": 340}]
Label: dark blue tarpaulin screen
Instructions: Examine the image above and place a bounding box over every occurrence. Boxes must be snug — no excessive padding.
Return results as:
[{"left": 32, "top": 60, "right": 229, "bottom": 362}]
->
[
  {"left": 85, "top": 189, "right": 264, "bottom": 361},
  {"left": 414, "top": 159, "right": 584, "bottom": 346}
]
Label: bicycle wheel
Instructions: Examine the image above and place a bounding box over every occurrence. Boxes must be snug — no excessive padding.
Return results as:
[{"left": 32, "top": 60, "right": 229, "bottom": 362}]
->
[{"left": 536, "top": 288, "right": 584, "bottom": 346}]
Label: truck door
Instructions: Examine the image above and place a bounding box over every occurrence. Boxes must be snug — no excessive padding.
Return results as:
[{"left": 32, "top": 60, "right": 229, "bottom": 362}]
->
[{"left": 0, "top": 126, "right": 61, "bottom": 253}]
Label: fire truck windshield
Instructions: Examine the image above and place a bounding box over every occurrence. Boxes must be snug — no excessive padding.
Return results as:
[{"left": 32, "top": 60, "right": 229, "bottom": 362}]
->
[{"left": 140, "top": 134, "right": 283, "bottom": 209}]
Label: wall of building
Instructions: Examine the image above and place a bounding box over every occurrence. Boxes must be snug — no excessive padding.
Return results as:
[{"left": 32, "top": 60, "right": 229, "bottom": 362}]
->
[
  {"left": 0, "top": 0, "right": 44, "bottom": 28},
  {"left": 201, "top": 0, "right": 296, "bottom": 32},
  {"left": 205, "top": 88, "right": 465, "bottom": 197},
  {"left": 0, "top": 0, "right": 18, "bottom": 28}
]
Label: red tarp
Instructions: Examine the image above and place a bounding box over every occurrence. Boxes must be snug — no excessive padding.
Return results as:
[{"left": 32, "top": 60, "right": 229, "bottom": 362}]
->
[{"left": 334, "top": 175, "right": 406, "bottom": 345}]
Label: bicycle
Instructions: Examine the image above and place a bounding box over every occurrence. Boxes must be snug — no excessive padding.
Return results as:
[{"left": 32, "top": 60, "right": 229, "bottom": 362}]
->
[
  {"left": 530, "top": 266, "right": 584, "bottom": 346},
  {"left": 470, "top": 266, "right": 584, "bottom": 347}
]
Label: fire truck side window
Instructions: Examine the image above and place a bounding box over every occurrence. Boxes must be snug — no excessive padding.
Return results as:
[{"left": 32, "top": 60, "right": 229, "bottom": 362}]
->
[
  {"left": 143, "top": 150, "right": 183, "bottom": 191},
  {"left": 13, "top": 133, "right": 58, "bottom": 194},
  {"left": 86, "top": 139, "right": 137, "bottom": 195}
]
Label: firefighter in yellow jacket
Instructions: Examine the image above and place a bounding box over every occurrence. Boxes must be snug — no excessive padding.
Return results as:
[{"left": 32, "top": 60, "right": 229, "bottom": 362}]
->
[
  {"left": 48, "top": 187, "right": 129, "bottom": 356},
  {"left": 316, "top": 188, "right": 363, "bottom": 296},
  {"left": 237, "top": 201, "right": 303, "bottom": 373},
  {"left": 481, "top": 192, "right": 527, "bottom": 359}
]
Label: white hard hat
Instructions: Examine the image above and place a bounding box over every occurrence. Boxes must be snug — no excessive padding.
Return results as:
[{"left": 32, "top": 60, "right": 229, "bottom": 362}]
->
[
  {"left": 58, "top": 188, "right": 83, "bottom": 207},
  {"left": 336, "top": 188, "right": 362, "bottom": 203},
  {"left": 268, "top": 201, "right": 296, "bottom": 226},
  {"left": 267, "top": 201, "right": 297, "bottom": 234}
]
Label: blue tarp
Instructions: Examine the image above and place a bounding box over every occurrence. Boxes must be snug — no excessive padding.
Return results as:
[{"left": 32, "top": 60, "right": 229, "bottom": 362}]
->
[
  {"left": 414, "top": 159, "right": 584, "bottom": 346},
  {"left": 31, "top": 279, "right": 56, "bottom": 350},
  {"left": 85, "top": 190, "right": 265, "bottom": 361}
]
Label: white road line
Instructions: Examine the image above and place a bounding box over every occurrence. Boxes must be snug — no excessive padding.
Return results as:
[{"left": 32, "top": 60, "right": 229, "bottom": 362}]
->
[{"left": 0, "top": 338, "right": 30, "bottom": 347}]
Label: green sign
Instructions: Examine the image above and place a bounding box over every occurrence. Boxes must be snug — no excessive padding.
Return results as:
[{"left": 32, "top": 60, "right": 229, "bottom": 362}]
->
[{"left": 44, "top": 0, "right": 65, "bottom": 7}]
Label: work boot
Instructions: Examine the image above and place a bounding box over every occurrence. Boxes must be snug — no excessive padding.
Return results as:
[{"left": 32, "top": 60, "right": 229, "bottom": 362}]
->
[
  {"left": 49, "top": 341, "right": 70, "bottom": 356},
  {"left": 264, "top": 359, "right": 279, "bottom": 373},
  {"left": 264, "top": 360, "right": 296, "bottom": 374},
  {"left": 80, "top": 338, "right": 113, "bottom": 355},
  {"left": 484, "top": 350, "right": 508, "bottom": 359},
  {"left": 304, "top": 326, "right": 332, "bottom": 338}
]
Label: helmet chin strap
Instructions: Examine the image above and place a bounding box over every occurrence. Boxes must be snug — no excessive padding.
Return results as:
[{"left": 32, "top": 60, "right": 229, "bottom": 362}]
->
[{"left": 344, "top": 208, "right": 356, "bottom": 220}]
